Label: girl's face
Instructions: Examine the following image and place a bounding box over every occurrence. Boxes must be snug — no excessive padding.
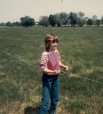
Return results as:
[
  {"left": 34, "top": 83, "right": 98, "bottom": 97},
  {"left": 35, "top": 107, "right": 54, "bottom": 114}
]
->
[{"left": 49, "top": 38, "right": 58, "bottom": 51}]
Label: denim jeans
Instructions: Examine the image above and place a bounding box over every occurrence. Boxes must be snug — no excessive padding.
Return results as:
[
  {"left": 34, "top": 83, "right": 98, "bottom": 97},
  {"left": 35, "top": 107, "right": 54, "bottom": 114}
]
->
[{"left": 39, "top": 74, "right": 59, "bottom": 114}]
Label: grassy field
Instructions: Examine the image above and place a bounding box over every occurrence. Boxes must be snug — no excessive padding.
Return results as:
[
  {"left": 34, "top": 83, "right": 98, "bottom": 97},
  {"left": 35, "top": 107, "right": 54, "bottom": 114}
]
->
[{"left": 0, "top": 26, "right": 103, "bottom": 114}]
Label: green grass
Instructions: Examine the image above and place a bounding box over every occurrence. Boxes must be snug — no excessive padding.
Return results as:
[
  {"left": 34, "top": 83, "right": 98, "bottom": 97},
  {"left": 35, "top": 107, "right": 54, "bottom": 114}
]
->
[{"left": 0, "top": 26, "right": 103, "bottom": 114}]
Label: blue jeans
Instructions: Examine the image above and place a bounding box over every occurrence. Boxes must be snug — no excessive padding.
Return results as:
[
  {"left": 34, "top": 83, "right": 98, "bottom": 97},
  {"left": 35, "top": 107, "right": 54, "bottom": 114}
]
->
[{"left": 39, "top": 74, "right": 59, "bottom": 114}]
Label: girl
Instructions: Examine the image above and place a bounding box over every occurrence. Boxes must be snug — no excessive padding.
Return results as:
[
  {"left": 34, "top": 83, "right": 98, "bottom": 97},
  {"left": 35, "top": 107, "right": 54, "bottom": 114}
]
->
[{"left": 39, "top": 34, "right": 68, "bottom": 114}]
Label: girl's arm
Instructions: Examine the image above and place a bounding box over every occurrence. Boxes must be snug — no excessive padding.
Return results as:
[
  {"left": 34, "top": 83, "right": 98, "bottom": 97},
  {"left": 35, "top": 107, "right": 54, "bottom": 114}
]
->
[
  {"left": 59, "top": 61, "right": 69, "bottom": 71},
  {"left": 57, "top": 50, "right": 69, "bottom": 71},
  {"left": 43, "top": 68, "right": 60, "bottom": 75}
]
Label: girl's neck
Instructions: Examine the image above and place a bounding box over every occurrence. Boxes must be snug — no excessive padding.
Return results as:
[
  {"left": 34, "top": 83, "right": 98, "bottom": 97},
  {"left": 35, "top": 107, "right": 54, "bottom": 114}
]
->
[{"left": 48, "top": 49, "right": 56, "bottom": 52}]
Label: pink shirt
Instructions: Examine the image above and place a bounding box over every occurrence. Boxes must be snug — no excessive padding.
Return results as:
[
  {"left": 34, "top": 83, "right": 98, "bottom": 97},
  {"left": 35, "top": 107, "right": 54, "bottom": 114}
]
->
[{"left": 40, "top": 50, "right": 61, "bottom": 73}]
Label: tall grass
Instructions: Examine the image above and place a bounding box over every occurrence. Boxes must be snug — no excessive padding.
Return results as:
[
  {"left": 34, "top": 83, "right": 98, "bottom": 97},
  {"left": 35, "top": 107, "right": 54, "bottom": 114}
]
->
[{"left": 0, "top": 26, "right": 103, "bottom": 114}]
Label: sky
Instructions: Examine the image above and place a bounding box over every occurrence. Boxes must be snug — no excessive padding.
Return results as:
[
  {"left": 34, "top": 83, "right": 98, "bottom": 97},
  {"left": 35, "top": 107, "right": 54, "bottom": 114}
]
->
[{"left": 0, "top": 0, "right": 103, "bottom": 22}]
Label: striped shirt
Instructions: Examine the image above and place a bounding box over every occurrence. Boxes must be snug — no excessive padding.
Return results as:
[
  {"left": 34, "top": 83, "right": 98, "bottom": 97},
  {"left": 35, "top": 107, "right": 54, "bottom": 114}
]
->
[{"left": 40, "top": 50, "right": 61, "bottom": 73}]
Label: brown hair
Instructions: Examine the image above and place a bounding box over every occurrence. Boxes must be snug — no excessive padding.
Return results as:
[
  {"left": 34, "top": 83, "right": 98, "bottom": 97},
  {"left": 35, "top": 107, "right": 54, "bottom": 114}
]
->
[{"left": 44, "top": 33, "right": 58, "bottom": 51}]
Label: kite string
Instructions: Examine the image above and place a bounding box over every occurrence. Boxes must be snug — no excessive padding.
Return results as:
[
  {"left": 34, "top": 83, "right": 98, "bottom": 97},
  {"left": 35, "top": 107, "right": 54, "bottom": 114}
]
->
[
  {"left": 60, "top": 70, "right": 103, "bottom": 84},
  {"left": 72, "top": 75, "right": 103, "bottom": 84}
]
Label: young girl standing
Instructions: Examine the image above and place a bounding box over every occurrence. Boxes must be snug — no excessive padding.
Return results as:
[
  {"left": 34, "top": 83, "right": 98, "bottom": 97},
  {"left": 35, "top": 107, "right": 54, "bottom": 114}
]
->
[{"left": 39, "top": 34, "right": 68, "bottom": 114}]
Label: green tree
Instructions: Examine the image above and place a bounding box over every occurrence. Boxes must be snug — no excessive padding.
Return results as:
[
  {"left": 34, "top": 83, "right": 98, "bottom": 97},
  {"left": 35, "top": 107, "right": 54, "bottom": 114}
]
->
[
  {"left": 6, "top": 22, "right": 13, "bottom": 26},
  {"left": 20, "top": 16, "right": 35, "bottom": 27},
  {"left": 48, "top": 14, "right": 56, "bottom": 27},
  {"left": 77, "top": 12, "right": 85, "bottom": 27},
  {"left": 69, "top": 12, "right": 78, "bottom": 27},
  {"left": 101, "top": 16, "right": 103, "bottom": 24},
  {"left": 59, "top": 12, "right": 68, "bottom": 25},
  {"left": 39, "top": 16, "right": 49, "bottom": 27},
  {"left": 96, "top": 19, "right": 100, "bottom": 27},
  {"left": 0, "top": 22, "right": 6, "bottom": 26},
  {"left": 13, "top": 22, "right": 20, "bottom": 26},
  {"left": 87, "top": 18, "right": 93, "bottom": 25},
  {"left": 92, "top": 15, "right": 97, "bottom": 25},
  {"left": 54, "top": 13, "right": 62, "bottom": 27}
]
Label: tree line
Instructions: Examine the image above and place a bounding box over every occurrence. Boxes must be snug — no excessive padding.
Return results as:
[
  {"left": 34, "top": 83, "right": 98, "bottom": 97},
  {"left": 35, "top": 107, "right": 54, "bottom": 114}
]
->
[{"left": 0, "top": 12, "right": 103, "bottom": 27}]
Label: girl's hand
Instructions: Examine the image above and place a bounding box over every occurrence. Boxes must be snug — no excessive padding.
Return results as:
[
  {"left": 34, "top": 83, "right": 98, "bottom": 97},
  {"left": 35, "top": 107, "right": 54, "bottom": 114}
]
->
[
  {"left": 64, "top": 65, "right": 69, "bottom": 71},
  {"left": 54, "top": 70, "right": 60, "bottom": 74}
]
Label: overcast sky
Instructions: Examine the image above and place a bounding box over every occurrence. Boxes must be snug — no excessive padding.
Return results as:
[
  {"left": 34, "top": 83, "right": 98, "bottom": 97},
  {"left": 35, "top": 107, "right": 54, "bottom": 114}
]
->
[{"left": 0, "top": 0, "right": 103, "bottom": 22}]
